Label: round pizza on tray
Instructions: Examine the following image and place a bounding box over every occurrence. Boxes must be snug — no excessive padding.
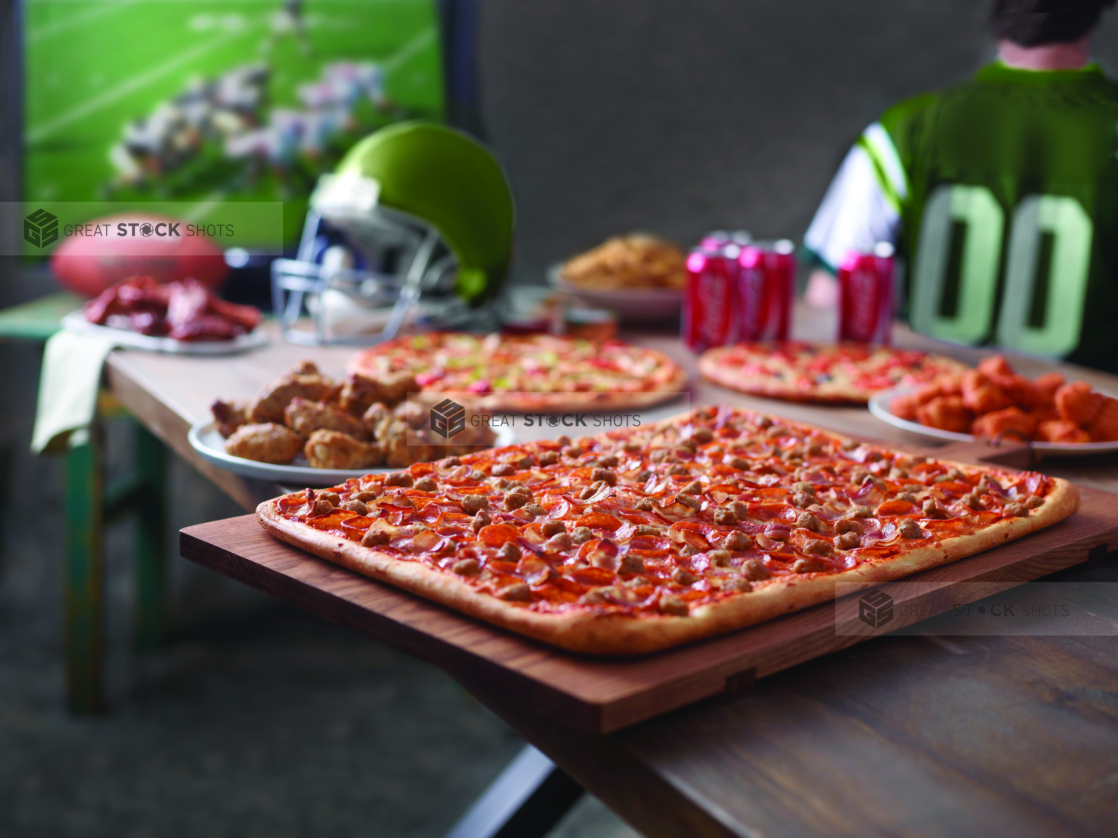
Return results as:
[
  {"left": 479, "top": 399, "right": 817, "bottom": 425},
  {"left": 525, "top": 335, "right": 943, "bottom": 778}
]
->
[
  {"left": 700, "top": 341, "right": 970, "bottom": 404},
  {"left": 257, "top": 406, "right": 1078, "bottom": 655},
  {"left": 348, "top": 333, "right": 687, "bottom": 412}
]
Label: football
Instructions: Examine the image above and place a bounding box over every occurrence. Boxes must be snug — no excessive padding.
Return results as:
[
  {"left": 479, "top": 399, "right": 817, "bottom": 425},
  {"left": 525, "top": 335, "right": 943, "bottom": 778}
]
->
[{"left": 50, "top": 212, "right": 229, "bottom": 298}]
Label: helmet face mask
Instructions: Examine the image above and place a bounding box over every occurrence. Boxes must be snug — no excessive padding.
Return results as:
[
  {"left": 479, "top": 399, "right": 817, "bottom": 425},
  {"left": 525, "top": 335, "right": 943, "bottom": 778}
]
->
[
  {"left": 271, "top": 122, "right": 513, "bottom": 344},
  {"left": 271, "top": 209, "right": 480, "bottom": 345}
]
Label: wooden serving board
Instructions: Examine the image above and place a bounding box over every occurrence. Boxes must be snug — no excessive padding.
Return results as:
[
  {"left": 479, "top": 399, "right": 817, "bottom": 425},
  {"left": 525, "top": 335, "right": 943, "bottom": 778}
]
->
[{"left": 178, "top": 441, "right": 1118, "bottom": 734}]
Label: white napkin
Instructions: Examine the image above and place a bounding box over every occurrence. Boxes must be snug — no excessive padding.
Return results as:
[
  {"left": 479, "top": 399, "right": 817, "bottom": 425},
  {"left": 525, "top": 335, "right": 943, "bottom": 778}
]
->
[{"left": 31, "top": 330, "right": 119, "bottom": 454}]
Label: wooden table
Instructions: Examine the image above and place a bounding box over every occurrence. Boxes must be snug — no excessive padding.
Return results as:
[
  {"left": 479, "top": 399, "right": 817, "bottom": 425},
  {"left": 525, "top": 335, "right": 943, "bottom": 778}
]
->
[
  {"left": 102, "top": 304, "right": 1118, "bottom": 837},
  {"left": 106, "top": 305, "right": 1118, "bottom": 503}
]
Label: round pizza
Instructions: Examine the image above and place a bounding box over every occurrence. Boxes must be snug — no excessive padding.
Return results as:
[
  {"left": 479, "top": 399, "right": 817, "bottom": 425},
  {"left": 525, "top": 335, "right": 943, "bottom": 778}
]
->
[
  {"left": 700, "top": 341, "right": 970, "bottom": 404},
  {"left": 257, "top": 406, "right": 1078, "bottom": 655},
  {"left": 348, "top": 332, "right": 688, "bottom": 412}
]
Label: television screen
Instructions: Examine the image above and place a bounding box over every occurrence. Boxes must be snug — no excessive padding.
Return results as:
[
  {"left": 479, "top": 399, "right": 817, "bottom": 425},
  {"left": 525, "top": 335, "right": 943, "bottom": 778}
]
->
[{"left": 22, "top": 0, "right": 445, "bottom": 251}]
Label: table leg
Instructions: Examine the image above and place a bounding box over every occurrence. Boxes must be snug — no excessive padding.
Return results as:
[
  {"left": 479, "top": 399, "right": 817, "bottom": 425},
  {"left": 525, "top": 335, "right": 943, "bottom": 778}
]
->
[
  {"left": 133, "top": 423, "right": 168, "bottom": 651},
  {"left": 63, "top": 427, "right": 104, "bottom": 715},
  {"left": 442, "top": 744, "right": 584, "bottom": 838}
]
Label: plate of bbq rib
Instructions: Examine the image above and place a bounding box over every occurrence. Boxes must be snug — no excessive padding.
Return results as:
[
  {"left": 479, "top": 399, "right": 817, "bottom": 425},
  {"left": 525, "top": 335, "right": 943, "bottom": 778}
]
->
[{"left": 63, "top": 275, "right": 267, "bottom": 354}]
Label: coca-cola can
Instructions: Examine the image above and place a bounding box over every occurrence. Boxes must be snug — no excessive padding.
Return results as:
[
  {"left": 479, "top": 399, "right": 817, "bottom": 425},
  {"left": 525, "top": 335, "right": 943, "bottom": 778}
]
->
[
  {"left": 683, "top": 246, "right": 739, "bottom": 351},
  {"left": 838, "top": 243, "right": 895, "bottom": 344},
  {"left": 737, "top": 239, "right": 795, "bottom": 341},
  {"left": 699, "top": 229, "right": 752, "bottom": 250}
]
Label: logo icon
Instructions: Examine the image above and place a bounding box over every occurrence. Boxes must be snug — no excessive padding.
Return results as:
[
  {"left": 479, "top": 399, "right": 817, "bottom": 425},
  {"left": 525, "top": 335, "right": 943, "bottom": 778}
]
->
[
  {"left": 140, "top": 223, "right": 155, "bottom": 237},
  {"left": 24, "top": 209, "right": 59, "bottom": 248},
  {"left": 430, "top": 399, "right": 466, "bottom": 438},
  {"left": 858, "top": 590, "right": 894, "bottom": 628}
]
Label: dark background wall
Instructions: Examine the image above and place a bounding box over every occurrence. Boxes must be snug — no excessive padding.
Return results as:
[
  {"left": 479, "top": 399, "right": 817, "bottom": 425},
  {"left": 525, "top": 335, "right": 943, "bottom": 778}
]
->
[{"left": 478, "top": 0, "right": 1118, "bottom": 284}]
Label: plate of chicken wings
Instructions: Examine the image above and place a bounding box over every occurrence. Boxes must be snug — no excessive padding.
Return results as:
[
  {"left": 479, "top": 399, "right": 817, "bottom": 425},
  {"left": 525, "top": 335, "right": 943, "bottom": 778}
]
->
[
  {"left": 868, "top": 354, "right": 1118, "bottom": 456},
  {"left": 189, "top": 359, "right": 511, "bottom": 486}
]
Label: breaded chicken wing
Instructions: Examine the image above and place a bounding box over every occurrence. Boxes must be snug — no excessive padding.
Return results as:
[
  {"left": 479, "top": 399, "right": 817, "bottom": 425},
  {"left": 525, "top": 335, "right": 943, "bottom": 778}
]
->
[
  {"left": 977, "top": 355, "right": 1016, "bottom": 379},
  {"left": 1088, "top": 396, "right": 1118, "bottom": 442},
  {"left": 916, "top": 396, "right": 973, "bottom": 434},
  {"left": 890, "top": 383, "right": 939, "bottom": 421},
  {"left": 961, "top": 370, "right": 1013, "bottom": 415},
  {"left": 1034, "top": 372, "right": 1065, "bottom": 406},
  {"left": 1036, "top": 420, "right": 1092, "bottom": 444},
  {"left": 361, "top": 402, "right": 393, "bottom": 439},
  {"left": 363, "top": 400, "right": 497, "bottom": 468},
  {"left": 211, "top": 398, "right": 250, "bottom": 438},
  {"left": 339, "top": 371, "right": 420, "bottom": 415},
  {"left": 971, "top": 407, "right": 1037, "bottom": 440},
  {"left": 303, "top": 430, "right": 384, "bottom": 469},
  {"left": 994, "top": 375, "right": 1040, "bottom": 409},
  {"left": 290, "top": 360, "right": 320, "bottom": 376},
  {"left": 248, "top": 374, "right": 337, "bottom": 423},
  {"left": 284, "top": 397, "right": 367, "bottom": 440},
  {"left": 225, "top": 423, "right": 305, "bottom": 464},
  {"left": 1055, "top": 382, "right": 1103, "bottom": 427}
]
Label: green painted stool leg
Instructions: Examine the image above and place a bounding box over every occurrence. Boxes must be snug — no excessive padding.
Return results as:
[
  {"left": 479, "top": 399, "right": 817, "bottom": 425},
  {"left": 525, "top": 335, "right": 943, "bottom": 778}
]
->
[
  {"left": 64, "top": 427, "right": 105, "bottom": 714},
  {"left": 134, "top": 423, "right": 168, "bottom": 651}
]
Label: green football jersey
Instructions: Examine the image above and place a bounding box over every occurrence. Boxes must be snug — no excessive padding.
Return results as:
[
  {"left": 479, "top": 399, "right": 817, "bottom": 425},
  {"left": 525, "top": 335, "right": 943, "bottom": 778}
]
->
[{"left": 805, "top": 62, "right": 1118, "bottom": 371}]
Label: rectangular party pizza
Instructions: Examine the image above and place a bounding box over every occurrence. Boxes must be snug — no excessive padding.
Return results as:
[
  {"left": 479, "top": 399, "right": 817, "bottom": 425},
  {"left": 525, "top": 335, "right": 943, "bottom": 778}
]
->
[{"left": 257, "top": 407, "right": 1079, "bottom": 654}]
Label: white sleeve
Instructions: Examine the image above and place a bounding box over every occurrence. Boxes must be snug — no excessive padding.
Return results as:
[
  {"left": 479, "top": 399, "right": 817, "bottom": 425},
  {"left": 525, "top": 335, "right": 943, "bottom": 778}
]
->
[{"left": 804, "top": 123, "right": 905, "bottom": 272}]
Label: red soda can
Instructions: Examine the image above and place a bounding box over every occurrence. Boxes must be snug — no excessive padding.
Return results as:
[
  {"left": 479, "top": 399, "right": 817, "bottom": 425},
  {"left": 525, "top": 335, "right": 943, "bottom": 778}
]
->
[
  {"left": 699, "top": 229, "right": 752, "bottom": 250},
  {"left": 737, "top": 239, "right": 795, "bottom": 341},
  {"left": 699, "top": 230, "right": 731, "bottom": 250},
  {"left": 683, "top": 246, "right": 739, "bottom": 351},
  {"left": 838, "top": 243, "right": 895, "bottom": 344}
]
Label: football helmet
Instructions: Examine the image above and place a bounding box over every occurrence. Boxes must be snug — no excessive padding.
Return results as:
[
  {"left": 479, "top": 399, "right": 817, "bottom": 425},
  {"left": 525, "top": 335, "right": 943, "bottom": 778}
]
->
[{"left": 272, "top": 121, "right": 515, "bottom": 344}]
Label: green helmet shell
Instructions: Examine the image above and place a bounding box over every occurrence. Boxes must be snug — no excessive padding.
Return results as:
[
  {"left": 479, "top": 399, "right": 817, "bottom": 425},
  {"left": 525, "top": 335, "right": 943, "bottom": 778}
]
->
[{"left": 334, "top": 122, "right": 514, "bottom": 302}]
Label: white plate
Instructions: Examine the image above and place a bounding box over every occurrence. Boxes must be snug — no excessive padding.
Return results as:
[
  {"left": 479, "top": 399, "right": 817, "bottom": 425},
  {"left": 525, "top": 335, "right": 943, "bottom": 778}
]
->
[
  {"left": 188, "top": 420, "right": 517, "bottom": 487},
  {"left": 868, "top": 385, "right": 1118, "bottom": 457},
  {"left": 547, "top": 264, "right": 682, "bottom": 323},
  {"left": 63, "top": 311, "right": 267, "bottom": 355}
]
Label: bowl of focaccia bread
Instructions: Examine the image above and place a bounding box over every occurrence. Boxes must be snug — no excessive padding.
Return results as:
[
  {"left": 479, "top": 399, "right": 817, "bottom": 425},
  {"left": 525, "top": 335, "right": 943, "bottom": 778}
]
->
[
  {"left": 189, "top": 360, "right": 507, "bottom": 485},
  {"left": 550, "top": 233, "right": 685, "bottom": 323}
]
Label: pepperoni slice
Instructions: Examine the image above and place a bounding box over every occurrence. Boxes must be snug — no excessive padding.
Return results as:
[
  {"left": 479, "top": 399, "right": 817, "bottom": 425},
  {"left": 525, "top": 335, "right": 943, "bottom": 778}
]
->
[{"left": 478, "top": 523, "right": 520, "bottom": 546}]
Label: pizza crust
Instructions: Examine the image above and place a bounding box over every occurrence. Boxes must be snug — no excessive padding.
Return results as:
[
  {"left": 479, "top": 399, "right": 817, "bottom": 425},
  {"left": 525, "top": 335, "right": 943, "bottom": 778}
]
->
[{"left": 257, "top": 471, "right": 1079, "bottom": 655}]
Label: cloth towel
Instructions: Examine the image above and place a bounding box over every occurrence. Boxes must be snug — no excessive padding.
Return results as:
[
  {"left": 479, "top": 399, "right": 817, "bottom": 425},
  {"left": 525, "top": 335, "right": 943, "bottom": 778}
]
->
[{"left": 31, "top": 330, "right": 118, "bottom": 455}]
